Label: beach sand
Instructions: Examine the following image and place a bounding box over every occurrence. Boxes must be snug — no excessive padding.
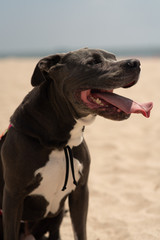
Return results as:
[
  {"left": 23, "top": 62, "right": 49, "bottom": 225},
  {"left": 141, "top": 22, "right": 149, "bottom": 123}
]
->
[{"left": 0, "top": 57, "right": 160, "bottom": 240}]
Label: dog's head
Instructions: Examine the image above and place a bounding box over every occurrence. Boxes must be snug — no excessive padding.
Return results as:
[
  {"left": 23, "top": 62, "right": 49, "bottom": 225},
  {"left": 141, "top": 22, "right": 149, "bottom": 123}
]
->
[{"left": 31, "top": 48, "right": 152, "bottom": 121}]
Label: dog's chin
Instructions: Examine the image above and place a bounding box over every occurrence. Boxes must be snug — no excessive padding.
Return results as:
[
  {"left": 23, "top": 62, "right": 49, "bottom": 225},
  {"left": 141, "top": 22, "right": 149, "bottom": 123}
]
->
[
  {"left": 81, "top": 104, "right": 131, "bottom": 121},
  {"left": 95, "top": 108, "right": 130, "bottom": 121}
]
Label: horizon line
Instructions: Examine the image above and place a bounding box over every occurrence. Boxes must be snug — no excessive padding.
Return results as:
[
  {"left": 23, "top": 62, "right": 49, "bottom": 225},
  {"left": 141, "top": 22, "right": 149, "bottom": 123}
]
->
[{"left": 1, "top": 46, "right": 160, "bottom": 58}]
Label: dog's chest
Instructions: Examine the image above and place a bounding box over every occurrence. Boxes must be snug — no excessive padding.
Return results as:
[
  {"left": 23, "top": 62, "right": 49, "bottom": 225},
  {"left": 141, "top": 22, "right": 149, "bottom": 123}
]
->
[
  {"left": 30, "top": 119, "right": 89, "bottom": 215},
  {"left": 31, "top": 150, "right": 83, "bottom": 215}
]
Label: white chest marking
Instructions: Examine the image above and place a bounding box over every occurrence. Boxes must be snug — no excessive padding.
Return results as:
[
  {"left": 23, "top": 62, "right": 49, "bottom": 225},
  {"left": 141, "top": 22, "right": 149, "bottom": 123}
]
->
[
  {"left": 68, "top": 114, "right": 96, "bottom": 147},
  {"left": 30, "top": 150, "right": 83, "bottom": 215},
  {"left": 30, "top": 115, "right": 96, "bottom": 215}
]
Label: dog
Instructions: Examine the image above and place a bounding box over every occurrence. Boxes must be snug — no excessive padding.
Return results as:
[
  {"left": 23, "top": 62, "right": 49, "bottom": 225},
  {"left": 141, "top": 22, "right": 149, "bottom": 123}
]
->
[{"left": 0, "top": 48, "right": 153, "bottom": 240}]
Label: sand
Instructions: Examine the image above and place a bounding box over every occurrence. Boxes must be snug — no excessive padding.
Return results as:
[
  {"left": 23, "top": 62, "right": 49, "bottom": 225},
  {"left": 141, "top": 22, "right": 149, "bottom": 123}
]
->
[{"left": 0, "top": 57, "right": 160, "bottom": 240}]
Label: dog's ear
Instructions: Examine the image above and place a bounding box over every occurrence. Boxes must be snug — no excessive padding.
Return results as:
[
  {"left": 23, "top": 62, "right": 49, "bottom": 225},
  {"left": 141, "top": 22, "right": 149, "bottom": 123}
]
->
[{"left": 31, "top": 54, "right": 62, "bottom": 86}]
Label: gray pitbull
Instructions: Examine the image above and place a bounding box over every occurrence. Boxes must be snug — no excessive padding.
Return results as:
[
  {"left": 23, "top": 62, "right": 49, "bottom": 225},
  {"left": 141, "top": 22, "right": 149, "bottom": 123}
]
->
[{"left": 0, "top": 48, "right": 153, "bottom": 240}]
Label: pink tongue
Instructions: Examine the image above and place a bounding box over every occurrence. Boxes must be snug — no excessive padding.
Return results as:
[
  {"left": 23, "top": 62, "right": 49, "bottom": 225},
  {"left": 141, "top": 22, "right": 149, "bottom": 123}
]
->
[{"left": 96, "top": 92, "right": 153, "bottom": 118}]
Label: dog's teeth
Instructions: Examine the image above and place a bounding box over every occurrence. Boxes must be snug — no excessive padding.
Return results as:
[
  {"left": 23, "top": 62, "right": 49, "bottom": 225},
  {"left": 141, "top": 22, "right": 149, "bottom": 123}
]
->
[
  {"left": 91, "top": 96, "right": 103, "bottom": 105},
  {"left": 95, "top": 98, "right": 102, "bottom": 104}
]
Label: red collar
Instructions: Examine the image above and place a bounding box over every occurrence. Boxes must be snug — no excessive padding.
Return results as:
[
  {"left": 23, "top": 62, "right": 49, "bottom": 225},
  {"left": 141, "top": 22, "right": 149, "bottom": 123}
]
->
[{"left": 0, "top": 123, "right": 13, "bottom": 140}]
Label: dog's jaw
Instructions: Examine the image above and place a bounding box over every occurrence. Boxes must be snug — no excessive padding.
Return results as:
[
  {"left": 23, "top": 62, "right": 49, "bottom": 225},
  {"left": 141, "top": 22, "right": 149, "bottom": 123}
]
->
[
  {"left": 79, "top": 88, "right": 130, "bottom": 121},
  {"left": 79, "top": 88, "right": 153, "bottom": 120}
]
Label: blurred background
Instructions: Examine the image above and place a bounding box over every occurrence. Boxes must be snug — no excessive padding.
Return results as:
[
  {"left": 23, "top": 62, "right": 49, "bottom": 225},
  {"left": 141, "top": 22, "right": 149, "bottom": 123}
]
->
[
  {"left": 1, "top": 1, "right": 160, "bottom": 239},
  {"left": 1, "top": 0, "right": 160, "bottom": 58}
]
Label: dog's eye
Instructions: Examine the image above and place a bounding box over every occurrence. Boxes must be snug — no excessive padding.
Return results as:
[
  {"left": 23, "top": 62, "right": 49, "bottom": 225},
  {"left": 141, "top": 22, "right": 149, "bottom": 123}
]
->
[
  {"left": 87, "top": 54, "right": 102, "bottom": 65},
  {"left": 87, "top": 60, "right": 97, "bottom": 65}
]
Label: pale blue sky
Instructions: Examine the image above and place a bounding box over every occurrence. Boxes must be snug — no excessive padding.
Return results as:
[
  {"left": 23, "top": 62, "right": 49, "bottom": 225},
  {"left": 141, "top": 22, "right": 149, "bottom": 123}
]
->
[{"left": 1, "top": 0, "right": 160, "bottom": 55}]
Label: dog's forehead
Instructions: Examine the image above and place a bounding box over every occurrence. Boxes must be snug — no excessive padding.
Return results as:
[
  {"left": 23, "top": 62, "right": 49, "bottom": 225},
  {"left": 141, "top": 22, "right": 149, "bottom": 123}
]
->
[
  {"left": 62, "top": 48, "right": 116, "bottom": 63},
  {"left": 98, "top": 49, "right": 116, "bottom": 60}
]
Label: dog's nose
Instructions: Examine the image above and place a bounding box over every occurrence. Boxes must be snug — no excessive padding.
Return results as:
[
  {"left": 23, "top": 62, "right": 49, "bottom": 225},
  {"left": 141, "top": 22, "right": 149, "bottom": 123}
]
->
[{"left": 126, "top": 59, "right": 141, "bottom": 68}]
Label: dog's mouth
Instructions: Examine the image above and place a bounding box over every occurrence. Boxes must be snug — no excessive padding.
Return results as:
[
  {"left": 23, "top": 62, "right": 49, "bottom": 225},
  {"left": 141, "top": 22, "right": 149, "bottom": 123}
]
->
[{"left": 80, "top": 83, "right": 153, "bottom": 120}]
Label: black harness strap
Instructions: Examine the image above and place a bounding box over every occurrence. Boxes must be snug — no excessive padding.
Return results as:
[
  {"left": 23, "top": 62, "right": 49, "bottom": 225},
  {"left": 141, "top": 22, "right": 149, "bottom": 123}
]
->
[
  {"left": 62, "top": 146, "right": 77, "bottom": 191},
  {"left": 67, "top": 146, "right": 78, "bottom": 186},
  {"left": 62, "top": 147, "right": 70, "bottom": 191}
]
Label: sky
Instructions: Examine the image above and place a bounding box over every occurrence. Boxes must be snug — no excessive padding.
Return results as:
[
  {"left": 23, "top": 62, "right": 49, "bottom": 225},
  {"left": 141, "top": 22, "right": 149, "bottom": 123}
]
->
[{"left": 0, "top": 0, "right": 160, "bottom": 55}]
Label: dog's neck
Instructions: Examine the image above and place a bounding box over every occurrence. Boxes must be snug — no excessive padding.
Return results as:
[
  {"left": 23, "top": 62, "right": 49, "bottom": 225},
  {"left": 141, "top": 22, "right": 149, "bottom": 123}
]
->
[
  {"left": 48, "top": 80, "right": 90, "bottom": 120},
  {"left": 10, "top": 82, "right": 96, "bottom": 150}
]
